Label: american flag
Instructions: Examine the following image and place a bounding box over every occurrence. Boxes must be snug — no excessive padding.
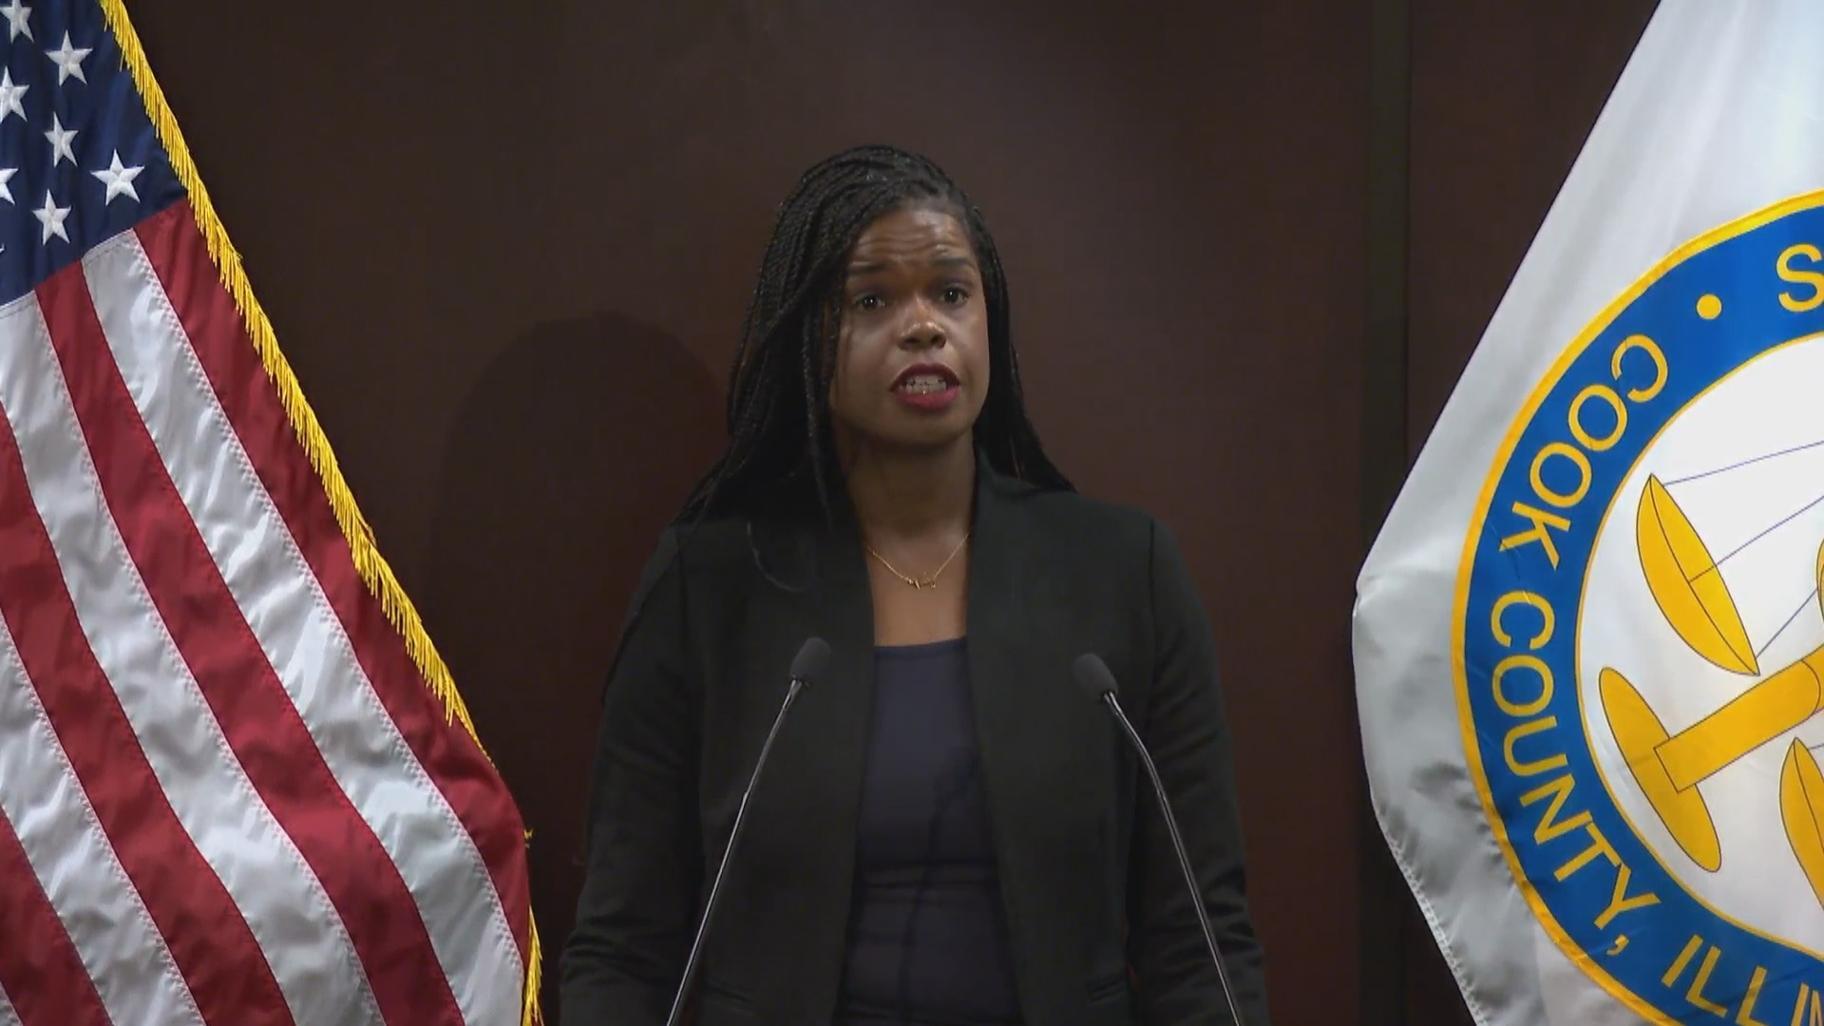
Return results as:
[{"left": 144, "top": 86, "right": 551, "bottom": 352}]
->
[{"left": 0, "top": 3, "right": 535, "bottom": 1025}]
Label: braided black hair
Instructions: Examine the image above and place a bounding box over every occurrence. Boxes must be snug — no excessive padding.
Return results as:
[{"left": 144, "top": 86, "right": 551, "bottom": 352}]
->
[{"left": 678, "top": 144, "right": 1072, "bottom": 522}]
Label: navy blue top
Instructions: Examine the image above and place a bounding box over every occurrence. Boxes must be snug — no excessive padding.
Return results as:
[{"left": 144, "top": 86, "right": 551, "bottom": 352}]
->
[{"left": 836, "top": 638, "right": 1023, "bottom": 1025}]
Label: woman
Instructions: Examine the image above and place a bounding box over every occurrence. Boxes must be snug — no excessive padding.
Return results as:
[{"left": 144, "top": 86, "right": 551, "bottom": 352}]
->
[{"left": 561, "top": 146, "right": 1269, "bottom": 1025}]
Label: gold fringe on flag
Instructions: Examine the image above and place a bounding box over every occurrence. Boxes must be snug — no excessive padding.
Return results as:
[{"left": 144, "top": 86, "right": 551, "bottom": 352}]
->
[{"left": 97, "top": 3, "right": 542, "bottom": 1022}]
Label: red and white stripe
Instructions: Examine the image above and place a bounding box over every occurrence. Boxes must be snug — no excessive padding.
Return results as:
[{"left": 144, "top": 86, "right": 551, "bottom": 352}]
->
[{"left": 0, "top": 204, "right": 529, "bottom": 1025}]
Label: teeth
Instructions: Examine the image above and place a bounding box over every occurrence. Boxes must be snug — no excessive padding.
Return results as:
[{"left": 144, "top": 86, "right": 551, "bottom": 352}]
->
[{"left": 898, "top": 374, "right": 949, "bottom": 394}]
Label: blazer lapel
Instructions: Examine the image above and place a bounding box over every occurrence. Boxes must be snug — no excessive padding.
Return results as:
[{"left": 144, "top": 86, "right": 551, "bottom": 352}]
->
[
  {"left": 734, "top": 490, "right": 879, "bottom": 1019},
  {"left": 967, "top": 459, "right": 1101, "bottom": 1021},
  {"left": 783, "top": 494, "right": 877, "bottom": 830}
]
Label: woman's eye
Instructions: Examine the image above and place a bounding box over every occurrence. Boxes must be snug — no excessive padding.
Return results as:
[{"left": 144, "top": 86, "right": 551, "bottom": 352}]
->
[
  {"left": 854, "top": 294, "right": 881, "bottom": 311},
  {"left": 942, "top": 286, "right": 969, "bottom": 305}
]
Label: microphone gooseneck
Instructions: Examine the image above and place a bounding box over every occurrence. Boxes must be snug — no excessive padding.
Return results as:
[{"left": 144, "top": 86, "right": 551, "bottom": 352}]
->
[
  {"left": 1074, "top": 653, "right": 1247, "bottom": 1026},
  {"left": 665, "top": 637, "right": 828, "bottom": 1026}
]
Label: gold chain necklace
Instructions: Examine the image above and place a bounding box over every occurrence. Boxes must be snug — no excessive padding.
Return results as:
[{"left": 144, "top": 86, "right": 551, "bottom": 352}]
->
[{"left": 864, "top": 532, "right": 970, "bottom": 590}]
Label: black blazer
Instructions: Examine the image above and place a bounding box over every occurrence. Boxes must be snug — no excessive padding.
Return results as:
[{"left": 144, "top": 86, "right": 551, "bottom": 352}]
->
[{"left": 562, "top": 458, "right": 1269, "bottom": 1026}]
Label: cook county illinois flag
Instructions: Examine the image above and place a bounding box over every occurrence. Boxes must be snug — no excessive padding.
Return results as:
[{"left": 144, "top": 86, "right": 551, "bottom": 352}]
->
[
  {"left": 0, "top": 3, "right": 535, "bottom": 1026},
  {"left": 1354, "top": 2, "right": 1824, "bottom": 1025}
]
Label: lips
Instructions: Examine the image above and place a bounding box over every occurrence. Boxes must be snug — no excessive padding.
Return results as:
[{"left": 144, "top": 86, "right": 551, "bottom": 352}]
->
[
  {"left": 891, "top": 363, "right": 960, "bottom": 394},
  {"left": 889, "top": 362, "right": 962, "bottom": 413}
]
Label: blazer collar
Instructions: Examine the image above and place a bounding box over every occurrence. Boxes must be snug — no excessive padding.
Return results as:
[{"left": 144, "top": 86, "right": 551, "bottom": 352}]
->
[
  {"left": 792, "top": 446, "right": 1040, "bottom": 599},
  {"left": 785, "top": 443, "right": 1051, "bottom": 668}
]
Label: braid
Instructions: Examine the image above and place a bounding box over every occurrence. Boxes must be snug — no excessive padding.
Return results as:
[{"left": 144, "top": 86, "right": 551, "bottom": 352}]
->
[
  {"left": 799, "top": 316, "right": 828, "bottom": 519},
  {"left": 678, "top": 145, "right": 1072, "bottom": 522}
]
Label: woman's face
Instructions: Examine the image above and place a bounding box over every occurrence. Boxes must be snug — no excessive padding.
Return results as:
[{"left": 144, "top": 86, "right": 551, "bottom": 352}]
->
[{"left": 827, "top": 203, "right": 991, "bottom": 460}]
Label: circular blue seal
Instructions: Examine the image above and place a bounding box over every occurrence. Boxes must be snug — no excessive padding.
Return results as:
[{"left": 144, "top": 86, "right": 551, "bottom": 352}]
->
[{"left": 1457, "top": 193, "right": 1824, "bottom": 1023}]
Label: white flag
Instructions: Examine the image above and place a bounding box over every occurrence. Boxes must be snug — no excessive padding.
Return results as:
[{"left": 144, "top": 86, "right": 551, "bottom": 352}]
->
[{"left": 1354, "top": 3, "right": 1824, "bottom": 1024}]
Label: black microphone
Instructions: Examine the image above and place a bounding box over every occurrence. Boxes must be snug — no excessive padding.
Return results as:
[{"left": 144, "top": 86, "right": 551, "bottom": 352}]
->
[
  {"left": 665, "top": 637, "right": 830, "bottom": 1026},
  {"left": 1073, "top": 653, "right": 1247, "bottom": 1026}
]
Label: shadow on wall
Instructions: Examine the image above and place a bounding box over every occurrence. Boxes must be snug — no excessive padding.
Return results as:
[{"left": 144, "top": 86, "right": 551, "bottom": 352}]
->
[{"left": 416, "top": 311, "right": 724, "bottom": 1019}]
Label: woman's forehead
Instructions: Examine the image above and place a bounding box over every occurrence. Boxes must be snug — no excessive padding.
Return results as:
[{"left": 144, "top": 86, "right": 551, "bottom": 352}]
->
[{"left": 847, "top": 206, "right": 976, "bottom": 269}]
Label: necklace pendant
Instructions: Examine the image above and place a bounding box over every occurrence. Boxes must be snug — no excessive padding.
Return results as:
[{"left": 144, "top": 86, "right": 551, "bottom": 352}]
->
[{"left": 863, "top": 532, "right": 968, "bottom": 591}]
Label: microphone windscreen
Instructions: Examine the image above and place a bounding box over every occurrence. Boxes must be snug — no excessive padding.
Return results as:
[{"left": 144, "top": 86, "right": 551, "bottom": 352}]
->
[
  {"left": 1073, "top": 652, "right": 1118, "bottom": 703},
  {"left": 790, "top": 637, "right": 832, "bottom": 688}
]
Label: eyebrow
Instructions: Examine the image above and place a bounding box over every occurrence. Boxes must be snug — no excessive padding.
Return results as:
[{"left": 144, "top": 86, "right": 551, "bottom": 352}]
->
[{"left": 846, "top": 254, "right": 980, "bottom": 278}]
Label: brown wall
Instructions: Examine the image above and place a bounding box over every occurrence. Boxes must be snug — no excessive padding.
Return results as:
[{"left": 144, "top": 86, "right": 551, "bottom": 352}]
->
[{"left": 128, "top": 2, "right": 1653, "bottom": 1022}]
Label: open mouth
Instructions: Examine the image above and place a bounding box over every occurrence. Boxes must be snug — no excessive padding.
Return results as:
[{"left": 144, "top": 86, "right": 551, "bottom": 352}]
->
[{"left": 892, "top": 365, "right": 959, "bottom": 395}]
